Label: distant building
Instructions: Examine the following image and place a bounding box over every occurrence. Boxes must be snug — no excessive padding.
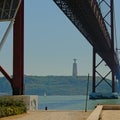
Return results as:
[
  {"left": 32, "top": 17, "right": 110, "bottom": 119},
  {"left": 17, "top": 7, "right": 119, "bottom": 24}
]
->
[{"left": 72, "top": 59, "right": 77, "bottom": 77}]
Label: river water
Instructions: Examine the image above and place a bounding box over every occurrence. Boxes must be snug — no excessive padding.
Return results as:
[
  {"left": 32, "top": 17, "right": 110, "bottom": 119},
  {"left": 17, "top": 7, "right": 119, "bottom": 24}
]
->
[{"left": 38, "top": 95, "right": 120, "bottom": 110}]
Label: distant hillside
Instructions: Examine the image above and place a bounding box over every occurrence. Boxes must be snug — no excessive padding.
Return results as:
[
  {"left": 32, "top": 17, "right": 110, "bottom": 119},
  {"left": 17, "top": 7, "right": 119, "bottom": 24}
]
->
[{"left": 0, "top": 76, "right": 112, "bottom": 95}]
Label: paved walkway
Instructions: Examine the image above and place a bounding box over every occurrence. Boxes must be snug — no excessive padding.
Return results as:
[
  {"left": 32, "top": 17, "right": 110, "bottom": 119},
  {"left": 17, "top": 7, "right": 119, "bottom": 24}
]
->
[
  {"left": 0, "top": 110, "right": 92, "bottom": 120},
  {"left": 101, "top": 110, "right": 120, "bottom": 120}
]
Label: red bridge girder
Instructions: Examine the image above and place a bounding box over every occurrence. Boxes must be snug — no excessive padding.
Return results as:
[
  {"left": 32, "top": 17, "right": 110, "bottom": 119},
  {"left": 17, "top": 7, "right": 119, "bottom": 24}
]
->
[{"left": 12, "top": 0, "right": 24, "bottom": 95}]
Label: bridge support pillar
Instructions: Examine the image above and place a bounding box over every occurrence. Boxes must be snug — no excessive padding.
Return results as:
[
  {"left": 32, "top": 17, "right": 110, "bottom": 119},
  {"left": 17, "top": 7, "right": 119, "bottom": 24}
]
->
[
  {"left": 12, "top": 0, "right": 24, "bottom": 95},
  {"left": 112, "top": 70, "right": 115, "bottom": 92},
  {"left": 92, "top": 48, "right": 96, "bottom": 93},
  {"left": 111, "top": 0, "right": 115, "bottom": 93},
  {"left": 92, "top": 48, "right": 112, "bottom": 93}
]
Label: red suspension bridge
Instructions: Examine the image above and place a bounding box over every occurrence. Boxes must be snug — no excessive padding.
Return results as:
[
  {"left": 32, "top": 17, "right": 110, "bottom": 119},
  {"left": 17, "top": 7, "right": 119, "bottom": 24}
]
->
[{"left": 0, "top": 0, "right": 120, "bottom": 96}]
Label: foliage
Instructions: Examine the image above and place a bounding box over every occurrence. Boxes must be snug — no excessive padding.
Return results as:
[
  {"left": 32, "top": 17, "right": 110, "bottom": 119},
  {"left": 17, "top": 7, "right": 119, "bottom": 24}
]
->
[{"left": 0, "top": 97, "right": 27, "bottom": 118}]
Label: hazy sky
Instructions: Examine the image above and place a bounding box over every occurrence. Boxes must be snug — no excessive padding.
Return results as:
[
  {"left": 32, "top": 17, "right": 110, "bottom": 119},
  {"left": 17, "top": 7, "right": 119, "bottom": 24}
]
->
[{"left": 0, "top": 0, "right": 120, "bottom": 77}]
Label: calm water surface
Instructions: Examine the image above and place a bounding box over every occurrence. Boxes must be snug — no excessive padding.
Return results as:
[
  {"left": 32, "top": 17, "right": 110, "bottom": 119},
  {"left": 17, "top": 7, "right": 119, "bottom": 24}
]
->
[{"left": 38, "top": 95, "right": 120, "bottom": 110}]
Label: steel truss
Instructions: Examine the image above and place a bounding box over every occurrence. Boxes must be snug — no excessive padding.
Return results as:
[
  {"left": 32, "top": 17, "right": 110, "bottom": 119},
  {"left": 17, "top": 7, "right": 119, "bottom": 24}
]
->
[
  {"left": 92, "top": 48, "right": 114, "bottom": 93},
  {"left": 92, "top": 0, "right": 116, "bottom": 93}
]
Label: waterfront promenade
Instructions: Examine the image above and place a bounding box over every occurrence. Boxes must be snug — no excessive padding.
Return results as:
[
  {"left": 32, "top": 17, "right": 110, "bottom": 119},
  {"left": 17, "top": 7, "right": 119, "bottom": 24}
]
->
[
  {"left": 1, "top": 106, "right": 120, "bottom": 120},
  {"left": 101, "top": 110, "right": 120, "bottom": 120},
  {"left": 0, "top": 111, "right": 92, "bottom": 120}
]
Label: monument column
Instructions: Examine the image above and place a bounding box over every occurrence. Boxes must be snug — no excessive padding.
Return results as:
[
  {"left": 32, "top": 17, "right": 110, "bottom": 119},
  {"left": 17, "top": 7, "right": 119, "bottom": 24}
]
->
[{"left": 72, "top": 59, "right": 78, "bottom": 77}]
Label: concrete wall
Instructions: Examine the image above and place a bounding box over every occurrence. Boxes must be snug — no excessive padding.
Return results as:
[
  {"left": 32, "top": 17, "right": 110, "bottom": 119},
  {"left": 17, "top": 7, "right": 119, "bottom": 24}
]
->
[
  {"left": 103, "top": 105, "right": 120, "bottom": 110},
  {"left": 0, "top": 95, "right": 38, "bottom": 111},
  {"left": 87, "top": 105, "right": 103, "bottom": 120}
]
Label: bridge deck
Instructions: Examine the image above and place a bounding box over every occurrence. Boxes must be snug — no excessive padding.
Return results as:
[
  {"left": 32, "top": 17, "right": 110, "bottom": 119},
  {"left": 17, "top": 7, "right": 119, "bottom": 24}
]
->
[
  {"left": 0, "top": 0, "right": 21, "bottom": 21},
  {"left": 53, "top": 0, "right": 120, "bottom": 77}
]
